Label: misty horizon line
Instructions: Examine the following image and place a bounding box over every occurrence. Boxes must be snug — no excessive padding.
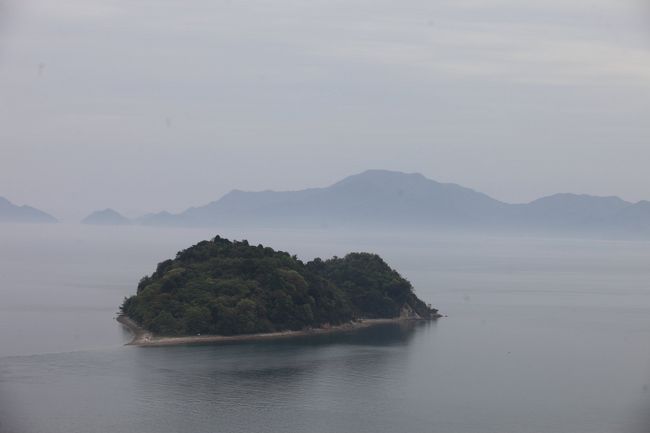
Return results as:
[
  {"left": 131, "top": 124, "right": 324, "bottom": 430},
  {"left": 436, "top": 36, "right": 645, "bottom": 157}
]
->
[{"left": 2, "top": 169, "right": 649, "bottom": 224}]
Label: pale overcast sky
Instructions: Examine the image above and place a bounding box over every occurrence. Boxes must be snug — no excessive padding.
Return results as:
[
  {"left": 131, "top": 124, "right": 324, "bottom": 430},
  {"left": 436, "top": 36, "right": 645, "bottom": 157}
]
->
[{"left": 1, "top": 0, "right": 649, "bottom": 220}]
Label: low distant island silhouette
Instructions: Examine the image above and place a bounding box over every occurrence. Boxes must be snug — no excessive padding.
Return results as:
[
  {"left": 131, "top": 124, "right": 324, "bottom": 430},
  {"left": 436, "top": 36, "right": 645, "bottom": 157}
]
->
[
  {"left": 82, "top": 208, "right": 131, "bottom": 225},
  {"left": 87, "top": 170, "right": 650, "bottom": 238},
  {"left": 118, "top": 235, "right": 439, "bottom": 345},
  {"left": 8, "top": 169, "right": 650, "bottom": 238}
]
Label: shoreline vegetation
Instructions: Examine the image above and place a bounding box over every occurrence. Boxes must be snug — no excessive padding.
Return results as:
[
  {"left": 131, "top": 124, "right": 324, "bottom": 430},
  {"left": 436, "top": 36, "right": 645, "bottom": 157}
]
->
[
  {"left": 117, "top": 314, "right": 433, "bottom": 347},
  {"left": 119, "top": 235, "right": 439, "bottom": 340}
]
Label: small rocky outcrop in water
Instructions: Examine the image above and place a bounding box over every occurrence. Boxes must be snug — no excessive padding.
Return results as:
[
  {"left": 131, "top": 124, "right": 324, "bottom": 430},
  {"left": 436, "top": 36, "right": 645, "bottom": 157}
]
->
[{"left": 120, "top": 235, "right": 439, "bottom": 336}]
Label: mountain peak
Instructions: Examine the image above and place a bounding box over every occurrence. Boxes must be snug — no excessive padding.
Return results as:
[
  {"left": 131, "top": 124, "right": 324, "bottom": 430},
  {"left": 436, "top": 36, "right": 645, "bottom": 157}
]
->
[
  {"left": 127, "top": 170, "right": 650, "bottom": 237},
  {"left": 0, "top": 197, "right": 57, "bottom": 223},
  {"left": 333, "top": 170, "right": 428, "bottom": 187}
]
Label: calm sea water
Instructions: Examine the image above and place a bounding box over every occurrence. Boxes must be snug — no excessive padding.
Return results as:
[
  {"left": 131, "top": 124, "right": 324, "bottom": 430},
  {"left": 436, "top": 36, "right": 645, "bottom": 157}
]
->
[{"left": 2, "top": 224, "right": 650, "bottom": 433}]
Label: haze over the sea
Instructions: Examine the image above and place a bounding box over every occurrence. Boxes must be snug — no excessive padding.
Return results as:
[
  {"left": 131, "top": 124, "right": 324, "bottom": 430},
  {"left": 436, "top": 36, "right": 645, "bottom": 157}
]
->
[{"left": 1, "top": 0, "right": 649, "bottom": 221}]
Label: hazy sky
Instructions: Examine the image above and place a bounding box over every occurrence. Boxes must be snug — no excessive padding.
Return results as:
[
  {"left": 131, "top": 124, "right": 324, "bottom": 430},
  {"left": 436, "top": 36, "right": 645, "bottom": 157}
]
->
[{"left": 1, "top": 0, "right": 649, "bottom": 220}]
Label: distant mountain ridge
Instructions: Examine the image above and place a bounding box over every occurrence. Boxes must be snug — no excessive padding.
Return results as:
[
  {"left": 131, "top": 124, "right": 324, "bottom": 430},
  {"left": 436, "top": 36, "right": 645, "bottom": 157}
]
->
[
  {"left": 100, "top": 170, "right": 650, "bottom": 237},
  {"left": 140, "top": 170, "right": 510, "bottom": 228},
  {"left": 0, "top": 196, "right": 57, "bottom": 223}
]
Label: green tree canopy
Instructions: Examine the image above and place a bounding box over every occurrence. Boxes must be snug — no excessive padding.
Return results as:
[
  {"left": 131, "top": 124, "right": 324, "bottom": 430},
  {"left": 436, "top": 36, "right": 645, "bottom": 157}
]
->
[{"left": 121, "top": 235, "right": 437, "bottom": 336}]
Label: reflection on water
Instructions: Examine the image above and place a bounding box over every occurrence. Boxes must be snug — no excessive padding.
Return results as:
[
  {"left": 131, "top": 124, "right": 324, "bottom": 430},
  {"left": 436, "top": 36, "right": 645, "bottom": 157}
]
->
[
  {"left": 1, "top": 323, "right": 433, "bottom": 433},
  {"left": 131, "top": 322, "right": 429, "bottom": 401}
]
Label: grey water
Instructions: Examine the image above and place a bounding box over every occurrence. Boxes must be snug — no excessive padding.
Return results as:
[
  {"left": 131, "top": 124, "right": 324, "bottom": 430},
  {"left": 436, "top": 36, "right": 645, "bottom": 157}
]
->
[{"left": 2, "top": 224, "right": 650, "bottom": 433}]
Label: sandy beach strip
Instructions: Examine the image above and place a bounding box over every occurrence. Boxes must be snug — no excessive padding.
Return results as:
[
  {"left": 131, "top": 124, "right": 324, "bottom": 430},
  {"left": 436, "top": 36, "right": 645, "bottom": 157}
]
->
[{"left": 116, "top": 314, "right": 423, "bottom": 347}]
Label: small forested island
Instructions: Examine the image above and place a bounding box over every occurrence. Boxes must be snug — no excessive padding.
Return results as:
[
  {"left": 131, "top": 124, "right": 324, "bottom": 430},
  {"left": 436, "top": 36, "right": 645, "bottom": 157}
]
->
[{"left": 119, "top": 236, "right": 439, "bottom": 345}]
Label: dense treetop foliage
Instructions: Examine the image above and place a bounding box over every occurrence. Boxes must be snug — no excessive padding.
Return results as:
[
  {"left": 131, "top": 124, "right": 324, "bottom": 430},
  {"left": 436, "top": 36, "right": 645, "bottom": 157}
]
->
[{"left": 121, "top": 236, "right": 437, "bottom": 336}]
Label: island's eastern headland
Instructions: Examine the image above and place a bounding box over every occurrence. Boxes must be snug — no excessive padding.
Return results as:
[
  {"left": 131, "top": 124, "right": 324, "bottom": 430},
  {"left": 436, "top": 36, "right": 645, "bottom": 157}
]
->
[{"left": 119, "top": 235, "right": 439, "bottom": 345}]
